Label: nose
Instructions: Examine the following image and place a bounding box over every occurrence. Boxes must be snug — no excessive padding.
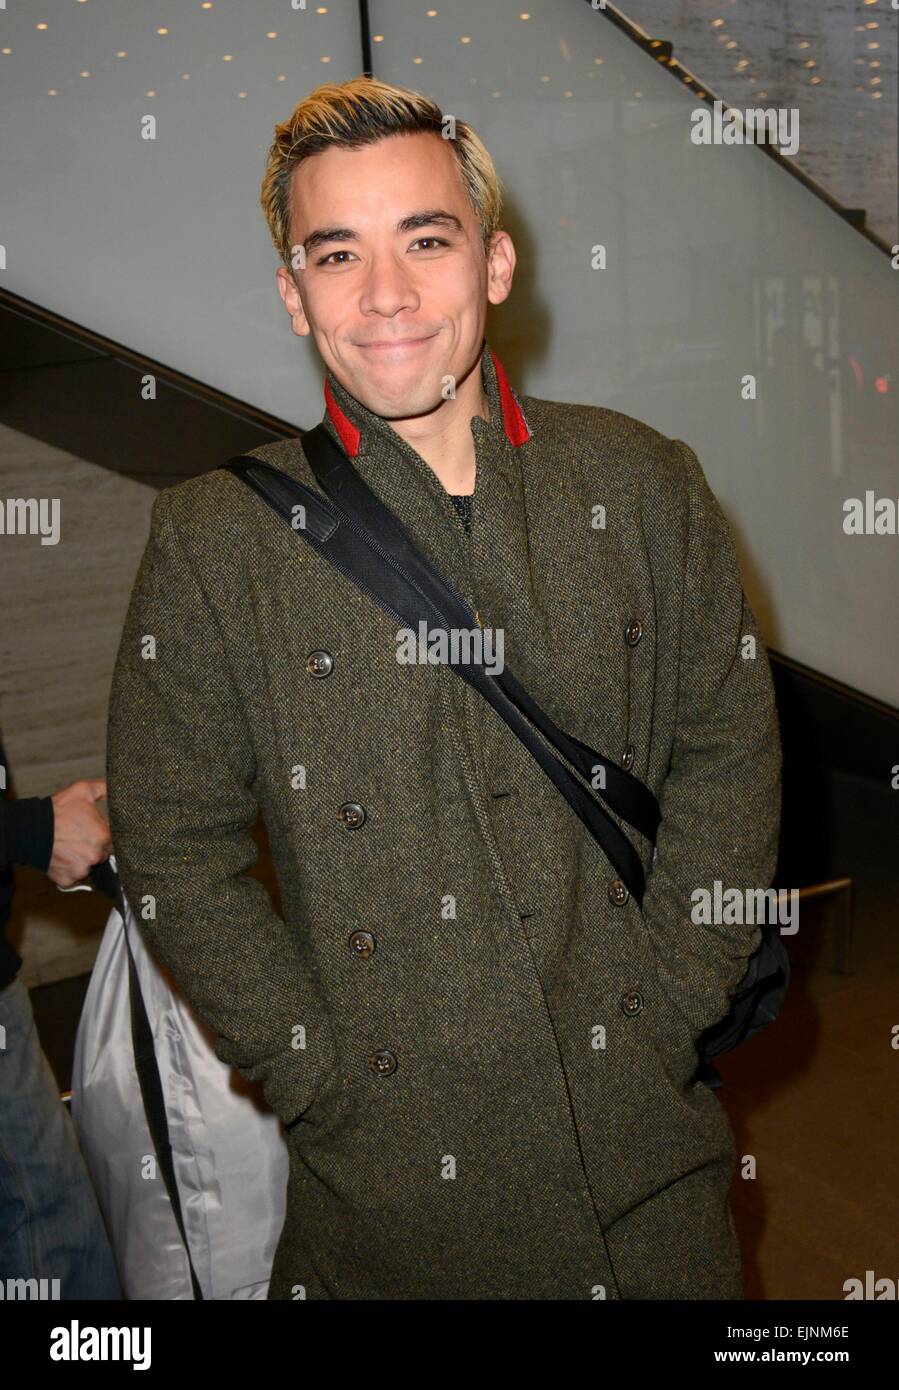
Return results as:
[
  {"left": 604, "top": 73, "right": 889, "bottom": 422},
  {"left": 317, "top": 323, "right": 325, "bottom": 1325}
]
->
[{"left": 358, "top": 251, "right": 421, "bottom": 319}]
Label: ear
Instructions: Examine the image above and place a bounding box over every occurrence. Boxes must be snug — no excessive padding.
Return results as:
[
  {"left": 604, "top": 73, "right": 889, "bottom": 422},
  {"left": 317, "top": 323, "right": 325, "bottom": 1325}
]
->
[
  {"left": 276, "top": 265, "right": 311, "bottom": 338},
  {"left": 485, "top": 230, "right": 515, "bottom": 308}
]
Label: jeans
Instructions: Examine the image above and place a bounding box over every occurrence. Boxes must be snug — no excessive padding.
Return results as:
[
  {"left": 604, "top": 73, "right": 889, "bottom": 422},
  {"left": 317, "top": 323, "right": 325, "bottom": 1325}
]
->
[{"left": 0, "top": 975, "right": 122, "bottom": 1299}]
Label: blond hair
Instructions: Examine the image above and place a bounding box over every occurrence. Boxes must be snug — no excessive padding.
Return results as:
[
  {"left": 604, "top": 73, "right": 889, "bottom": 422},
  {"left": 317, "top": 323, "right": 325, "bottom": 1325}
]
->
[{"left": 260, "top": 75, "right": 503, "bottom": 271}]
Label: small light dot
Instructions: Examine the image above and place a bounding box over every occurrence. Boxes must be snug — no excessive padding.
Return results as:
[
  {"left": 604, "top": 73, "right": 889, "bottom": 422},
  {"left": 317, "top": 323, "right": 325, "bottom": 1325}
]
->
[
  {"left": 182, "top": 73, "right": 190, "bottom": 80},
  {"left": 238, "top": 91, "right": 247, "bottom": 99},
  {"left": 461, "top": 36, "right": 471, "bottom": 43},
  {"left": 2, "top": 48, "right": 11, "bottom": 55},
  {"left": 223, "top": 54, "right": 233, "bottom": 61},
  {"left": 266, "top": 32, "right": 278, "bottom": 40},
  {"left": 426, "top": 9, "right": 437, "bottom": 15},
  {"left": 36, "top": 23, "right": 48, "bottom": 31},
  {"left": 48, "top": 88, "right": 57, "bottom": 95},
  {"left": 146, "top": 90, "right": 156, "bottom": 97},
  {"left": 157, "top": 27, "right": 169, "bottom": 36},
  {"left": 277, "top": 74, "right": 286, "bottom": 81},
  {"left": 519, "top": 11, "right": 530, "bottom": 18},
  {"left": 321, "top": 55, "right": 331, "bottom": 62},
  {"left": 413, "top": 56, "right": 423, "bottom": 63},
  {"left": 373, "top": 34, "right": 384, "bottom": 42},
  {"left": 80, "top": 70, "right": 90, "bottom": 77},
  {"left": 116, "top": 51, "right": 127, "bottom": 58}
]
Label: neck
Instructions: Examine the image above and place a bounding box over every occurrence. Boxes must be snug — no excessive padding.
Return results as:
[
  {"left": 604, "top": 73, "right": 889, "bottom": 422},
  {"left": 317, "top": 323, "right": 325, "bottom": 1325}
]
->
[{"left": 387, "top": 354, "right": 488, "bottom": 496}]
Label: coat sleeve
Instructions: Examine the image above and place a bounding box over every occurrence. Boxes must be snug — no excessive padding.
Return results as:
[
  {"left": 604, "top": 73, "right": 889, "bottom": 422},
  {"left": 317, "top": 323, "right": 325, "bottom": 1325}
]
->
[
  {"left": 637, "top": 438, "right": 783, "bottom": 1035},
  {"left": 106, "top": 488, "right": 336, "bottom": 1128}
]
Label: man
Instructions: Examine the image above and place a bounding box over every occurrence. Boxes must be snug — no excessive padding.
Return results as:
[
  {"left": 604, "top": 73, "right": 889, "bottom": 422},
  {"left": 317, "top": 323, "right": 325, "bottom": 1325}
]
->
[
  {"left": 0, "top": 742, "right": 121, "bottom": 1298},
  {"left": 107, "top": 76, "right": 781, "bottom": 1300}
]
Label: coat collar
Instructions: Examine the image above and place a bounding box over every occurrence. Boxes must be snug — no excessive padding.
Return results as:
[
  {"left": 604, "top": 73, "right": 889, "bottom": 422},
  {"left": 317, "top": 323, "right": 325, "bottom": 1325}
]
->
[
  {"left": 311, "top": 340, "right": 536, "bottom": 619},
  {"left": 321, "top": 341, "right": 531, "bottom": 459}
]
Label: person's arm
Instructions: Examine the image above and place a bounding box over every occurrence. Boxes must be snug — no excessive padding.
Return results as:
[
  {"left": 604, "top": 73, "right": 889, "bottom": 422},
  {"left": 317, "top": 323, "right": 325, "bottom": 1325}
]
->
[
  {"left": 106, "top": 488, "right": 336, "bottom": 1127},
  {"left": 0, "top": 776, "right": 111, "bottom": 885},
  {"left": 0, "top": 795, "right": 54, "bottom": 872},
  {"left": 638, "top": 439, "right": 782, "bottom": 1035}
]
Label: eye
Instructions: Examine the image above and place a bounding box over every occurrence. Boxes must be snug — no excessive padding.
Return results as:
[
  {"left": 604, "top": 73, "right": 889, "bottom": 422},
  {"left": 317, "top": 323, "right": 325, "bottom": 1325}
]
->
[
  {"left": 411, "top": 236, "right": 449, "bottom": 251},
  {"left": 317, "top": 249, "right": 356, "bottom": 266}
]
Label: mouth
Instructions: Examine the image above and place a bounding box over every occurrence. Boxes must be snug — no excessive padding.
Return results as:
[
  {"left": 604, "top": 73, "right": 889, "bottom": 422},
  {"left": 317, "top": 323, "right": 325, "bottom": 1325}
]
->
[{"left": 356, "top": 333, "right": 438, "bottom": 354}]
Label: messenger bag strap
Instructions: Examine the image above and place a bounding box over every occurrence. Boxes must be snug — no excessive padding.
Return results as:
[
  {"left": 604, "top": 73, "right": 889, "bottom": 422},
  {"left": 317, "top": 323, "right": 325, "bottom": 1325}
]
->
[
  {"left": 300, "top": 423, "right": 660, "bottom": 845},
  {"left": 223, "top": 437, "right": 660, "bottom": 904}
]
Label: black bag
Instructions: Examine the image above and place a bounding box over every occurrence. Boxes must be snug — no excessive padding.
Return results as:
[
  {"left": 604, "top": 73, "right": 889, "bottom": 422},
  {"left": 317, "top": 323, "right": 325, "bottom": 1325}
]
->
[{"left": 224, "top": 425, "right": 789, "bottom": 1085}]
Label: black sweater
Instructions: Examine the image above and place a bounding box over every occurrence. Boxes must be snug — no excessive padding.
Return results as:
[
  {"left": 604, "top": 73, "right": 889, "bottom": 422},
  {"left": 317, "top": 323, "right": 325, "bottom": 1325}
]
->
[
  {"left": 449, "top": 494, "right": 473, "bottom": 531},
  {"left": 0, "top": 740, "right": 54, "bottom": 989}
]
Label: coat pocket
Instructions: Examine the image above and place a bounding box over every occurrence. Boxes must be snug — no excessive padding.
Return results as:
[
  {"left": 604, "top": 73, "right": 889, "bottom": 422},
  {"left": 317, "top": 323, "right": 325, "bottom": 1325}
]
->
[
  {"left": 284, "top": 1035, "right": 358, "bottom": 1143},
  {"left": 610, "top": 917, "right": 702, "bottom": 1090}
]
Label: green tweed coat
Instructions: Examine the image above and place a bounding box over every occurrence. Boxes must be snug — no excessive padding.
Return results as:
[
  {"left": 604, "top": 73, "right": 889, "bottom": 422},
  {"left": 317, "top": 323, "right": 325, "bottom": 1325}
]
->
[{"left": 106, "top": 340, "right": 781, "bottom": 1300}]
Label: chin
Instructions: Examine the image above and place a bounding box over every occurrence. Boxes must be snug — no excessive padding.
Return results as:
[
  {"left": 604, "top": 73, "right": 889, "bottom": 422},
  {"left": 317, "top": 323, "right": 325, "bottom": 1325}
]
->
[{"left": 360, "top": 370, "right": 443, "bottom": 418}]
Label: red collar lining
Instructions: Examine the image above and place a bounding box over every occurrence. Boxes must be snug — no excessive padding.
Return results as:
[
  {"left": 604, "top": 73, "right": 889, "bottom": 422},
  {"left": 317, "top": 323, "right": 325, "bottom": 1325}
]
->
[
  {"left": 489, "top": 348, "right": 531, "bottom": 447},
  {"left": 323, "top": 378, "right": 361, "bottom": 457}
]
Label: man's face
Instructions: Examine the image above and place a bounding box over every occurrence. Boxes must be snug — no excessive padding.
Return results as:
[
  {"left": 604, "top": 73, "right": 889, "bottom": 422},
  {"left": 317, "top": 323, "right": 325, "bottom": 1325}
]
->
[{"left": 276, "top": 130, "right": 514, "bottom": 420}]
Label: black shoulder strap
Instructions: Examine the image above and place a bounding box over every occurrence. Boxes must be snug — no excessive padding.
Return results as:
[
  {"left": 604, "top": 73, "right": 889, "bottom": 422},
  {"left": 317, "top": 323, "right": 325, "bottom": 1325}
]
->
[
  {"left": 223, "top": 427, "right": 661, "bottom": 905},
  {"left": 301, "top": 425, "right": 661, "bottom": 846}
]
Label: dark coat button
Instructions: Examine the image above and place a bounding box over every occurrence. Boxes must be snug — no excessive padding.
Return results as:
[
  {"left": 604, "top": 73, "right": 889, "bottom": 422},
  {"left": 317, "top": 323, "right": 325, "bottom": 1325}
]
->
[
  {"left": 306, "top": 650, "right": 334, "bottom": 678},
  {"left": 624, "top": 620, "right": 643, "bottom": 646},
  {"left": 337, "top": 802, "right": 366, "bottom": 828},
  {"left": 367, "top": 1049, "right": 397, "bottom": 1075},
  {"left": 349, "top": 930, "right": 376, "bottom": 957},
  {"left": 608, "top": 878, "right": 630, "bottom": 906},
  {"left": 622, "top": 743, "right": 636, "bottom": 771},
  {"left": 621, "top": 988, "right": 644, "bottom": 1017}
]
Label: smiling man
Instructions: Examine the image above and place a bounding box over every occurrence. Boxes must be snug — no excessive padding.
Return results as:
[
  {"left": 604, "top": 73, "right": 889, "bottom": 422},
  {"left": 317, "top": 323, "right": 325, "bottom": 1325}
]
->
[
  {"left": 274, "top": 108, "right": 512, "bottom": 499},
  {"left": 106, "top": 76, "right": 782, "bottom": 1300}
]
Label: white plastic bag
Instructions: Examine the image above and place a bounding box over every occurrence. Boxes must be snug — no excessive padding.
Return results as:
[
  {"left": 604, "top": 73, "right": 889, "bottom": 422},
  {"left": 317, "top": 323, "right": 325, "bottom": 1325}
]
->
[{"left": 70, "top": 857, "right": 288, "bottom": 1300}]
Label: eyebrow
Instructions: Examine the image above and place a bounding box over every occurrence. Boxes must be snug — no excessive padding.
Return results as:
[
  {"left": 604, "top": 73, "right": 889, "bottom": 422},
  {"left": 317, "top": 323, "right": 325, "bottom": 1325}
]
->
[{"left": 303, "top": 209, "right": 464, "bottom": 255}]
